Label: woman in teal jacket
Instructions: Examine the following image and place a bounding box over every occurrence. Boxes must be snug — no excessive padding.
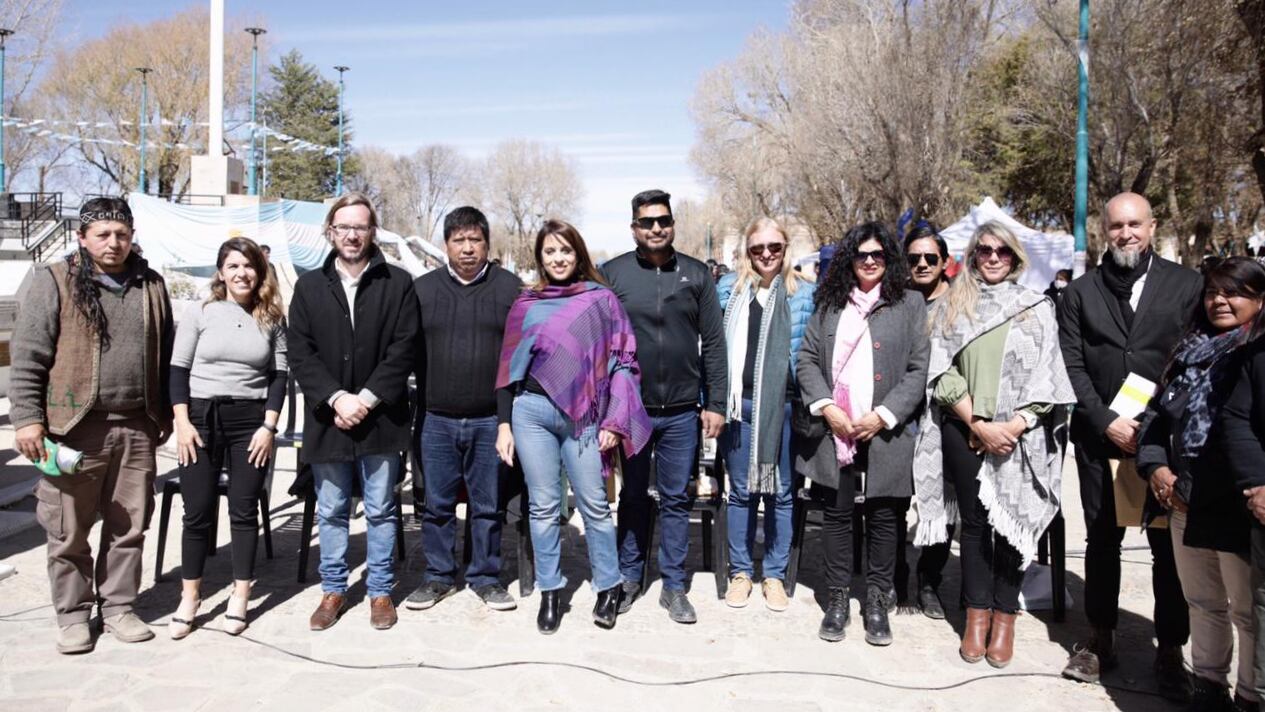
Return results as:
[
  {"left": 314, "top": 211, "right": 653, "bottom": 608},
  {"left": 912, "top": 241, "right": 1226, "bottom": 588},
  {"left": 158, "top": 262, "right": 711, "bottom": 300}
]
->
[{"left": 715, "top": 217, "right": 815, "bottom": 611}]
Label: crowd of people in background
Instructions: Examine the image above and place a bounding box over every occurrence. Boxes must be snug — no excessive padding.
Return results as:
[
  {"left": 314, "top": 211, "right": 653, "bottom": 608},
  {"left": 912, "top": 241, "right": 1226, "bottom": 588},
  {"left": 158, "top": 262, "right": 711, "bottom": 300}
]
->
[{"left": 12, "top": 188, "right": 1265, "bottom": 711}]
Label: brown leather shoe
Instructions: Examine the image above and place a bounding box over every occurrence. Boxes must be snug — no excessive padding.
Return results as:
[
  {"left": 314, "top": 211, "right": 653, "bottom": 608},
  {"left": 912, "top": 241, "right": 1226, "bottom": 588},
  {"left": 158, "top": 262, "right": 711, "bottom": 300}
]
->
[
  {"left": 960, "top": 607, "right": 990, "bottom": 663},
  {"left": 986, "top": 610, "right": 1017, "bottom": 668},
  {"left": 309, "top": 593, "right": 347, "bottom": 631},
  {"left": 369, "top": 596, "right": 397, "bottom": 630}
]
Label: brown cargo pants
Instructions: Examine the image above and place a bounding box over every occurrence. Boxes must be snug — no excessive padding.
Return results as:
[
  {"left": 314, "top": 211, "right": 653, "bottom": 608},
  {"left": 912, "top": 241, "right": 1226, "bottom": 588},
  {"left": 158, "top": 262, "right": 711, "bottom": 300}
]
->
[{"left": 34, "top": 412, "right": 157, "bottom": 626}]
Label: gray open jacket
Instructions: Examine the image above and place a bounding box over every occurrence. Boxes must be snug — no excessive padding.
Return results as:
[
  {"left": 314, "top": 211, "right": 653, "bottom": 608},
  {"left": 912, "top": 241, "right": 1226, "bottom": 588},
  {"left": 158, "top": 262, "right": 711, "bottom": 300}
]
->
[{"left": 794, "top": 289, "right": 930, "bottom": 495}]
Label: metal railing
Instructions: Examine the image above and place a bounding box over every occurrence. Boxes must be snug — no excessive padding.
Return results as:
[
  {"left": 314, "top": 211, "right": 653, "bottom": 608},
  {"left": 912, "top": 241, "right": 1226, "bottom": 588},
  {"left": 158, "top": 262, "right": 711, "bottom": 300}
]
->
[{"left": 29, "top": 220, "right": 73, "bottom": 262}]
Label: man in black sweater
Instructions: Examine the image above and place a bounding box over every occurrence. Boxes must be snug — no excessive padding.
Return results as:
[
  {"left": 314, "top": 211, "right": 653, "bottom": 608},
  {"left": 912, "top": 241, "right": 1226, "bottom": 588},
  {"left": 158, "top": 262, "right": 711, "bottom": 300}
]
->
[
  {"left": 406, "top": 207, "right": 522, "bottom": 613},
  {"left": 601, "top": 189, "right": 727, "bottom": 624},
  {"left": 1058, "top": 192, "right": 1200, "bottom": 699}
]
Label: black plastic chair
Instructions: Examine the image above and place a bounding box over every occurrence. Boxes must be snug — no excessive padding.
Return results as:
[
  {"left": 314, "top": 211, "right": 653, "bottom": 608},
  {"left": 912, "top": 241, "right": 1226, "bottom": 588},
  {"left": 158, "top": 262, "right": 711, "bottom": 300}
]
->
[
  {"left": 153, "top": 444, "right": 277, "bottom": 584},
  {"left": 1037, "top": 510, "right": 1067, "bottom": 621}
]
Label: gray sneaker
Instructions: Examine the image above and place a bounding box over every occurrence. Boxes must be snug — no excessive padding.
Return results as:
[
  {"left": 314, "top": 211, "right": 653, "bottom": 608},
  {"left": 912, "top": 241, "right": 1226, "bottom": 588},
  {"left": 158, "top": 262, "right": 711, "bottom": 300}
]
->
[
  {"left": 474, "top": 584, "right": 517, "bottom": 611},
  {"left": 404, "top": 581, "right": 456, "bottom": 611},
  {"left": 102, "top": 611, "right": 154, "bottom": 643},
  {"left": 659, "top": 588, "right": 697, "bottom": 624},
  {"left": 56, "top": 621, "right": 94, "bottom": 654},
  {"left": 617, "top": 581, "right": 641, "bottom": 614}
]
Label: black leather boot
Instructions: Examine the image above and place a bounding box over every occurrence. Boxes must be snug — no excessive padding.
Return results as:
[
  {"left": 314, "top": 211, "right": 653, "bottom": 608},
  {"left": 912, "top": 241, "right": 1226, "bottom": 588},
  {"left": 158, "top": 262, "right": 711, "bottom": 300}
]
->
[
  {"left": 818, "top": 587, "right": 850, "bottom": 642},
  {"left": 537, "top": 590, "right": 561, "bottom": 635},
  {"left": 593, "top": 585, "right": 621, "bottom": 629},
  {"left": 863, "top": 587, "right": 893, "bottom": 646}
]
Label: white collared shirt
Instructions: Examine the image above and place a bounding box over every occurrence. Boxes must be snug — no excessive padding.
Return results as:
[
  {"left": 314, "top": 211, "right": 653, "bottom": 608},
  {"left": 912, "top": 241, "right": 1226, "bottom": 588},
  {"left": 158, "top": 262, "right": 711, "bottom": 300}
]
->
[{"left": 447, "top": 261, "right": 489, "bottom": 286}]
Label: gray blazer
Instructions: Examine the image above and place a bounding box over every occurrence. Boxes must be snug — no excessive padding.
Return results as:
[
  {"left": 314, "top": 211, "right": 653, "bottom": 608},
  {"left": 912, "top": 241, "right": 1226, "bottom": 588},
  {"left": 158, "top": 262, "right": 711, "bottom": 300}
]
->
[{"left": 795, "top": 289, "right": 930, "bottom": 495}]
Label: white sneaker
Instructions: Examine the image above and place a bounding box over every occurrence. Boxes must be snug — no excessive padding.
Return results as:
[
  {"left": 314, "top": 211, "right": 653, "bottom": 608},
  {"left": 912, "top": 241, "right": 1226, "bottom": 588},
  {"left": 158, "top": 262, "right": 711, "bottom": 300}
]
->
[{"left": 0, "top": 563, "right": 16, "bottom": 582}]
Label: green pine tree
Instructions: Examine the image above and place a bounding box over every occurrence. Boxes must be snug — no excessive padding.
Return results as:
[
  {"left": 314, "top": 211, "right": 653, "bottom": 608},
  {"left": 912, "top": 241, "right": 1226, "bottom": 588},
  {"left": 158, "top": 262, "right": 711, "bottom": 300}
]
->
[{"left": 259, "top": 49, "right": 358, "bottom": 201}]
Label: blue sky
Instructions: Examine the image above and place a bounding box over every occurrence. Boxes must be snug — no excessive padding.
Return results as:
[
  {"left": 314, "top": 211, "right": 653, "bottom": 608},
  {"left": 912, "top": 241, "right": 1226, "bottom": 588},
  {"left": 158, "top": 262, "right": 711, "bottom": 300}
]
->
[{"left": 63, "top": 1, "right": 791, "bottom": 254}]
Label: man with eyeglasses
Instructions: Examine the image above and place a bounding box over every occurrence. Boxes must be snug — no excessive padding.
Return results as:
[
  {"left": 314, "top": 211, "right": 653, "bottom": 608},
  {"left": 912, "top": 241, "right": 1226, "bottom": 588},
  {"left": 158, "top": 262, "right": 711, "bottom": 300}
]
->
[
  {"left": 1058, "top": 192, "right": 1200, "bottom": 699},
  {"left": 601, "top": 189, "right": 727, "bottom": 624},
  {"left": 406, "top": 206, "right": 522, "bottom": 614},
  {"left": 288, "top": 192, "right": 419, "bottom": 631}
]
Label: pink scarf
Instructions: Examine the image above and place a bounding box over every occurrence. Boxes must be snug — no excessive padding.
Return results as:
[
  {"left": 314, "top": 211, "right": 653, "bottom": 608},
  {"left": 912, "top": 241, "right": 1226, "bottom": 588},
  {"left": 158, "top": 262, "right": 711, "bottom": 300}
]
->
[{"left": 831, "top": 285, "right": 881, "bottom": 466}]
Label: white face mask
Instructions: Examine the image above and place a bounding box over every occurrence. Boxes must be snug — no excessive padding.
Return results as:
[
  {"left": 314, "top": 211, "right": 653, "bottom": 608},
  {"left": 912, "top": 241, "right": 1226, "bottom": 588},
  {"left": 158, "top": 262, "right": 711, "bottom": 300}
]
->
[{"left": 1054, "top": 279, "right": 1069, "bottom": 289}]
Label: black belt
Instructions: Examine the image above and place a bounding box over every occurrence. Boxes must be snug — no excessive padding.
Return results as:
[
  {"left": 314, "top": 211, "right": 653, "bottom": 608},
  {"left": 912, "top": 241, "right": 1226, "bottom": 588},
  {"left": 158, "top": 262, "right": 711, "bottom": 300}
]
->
[
  {"left": 642, "top": 403, "right": 698, "bottom": 417},
  {"left": 426, "top": 409, "right": 497, "bottom": 420}
]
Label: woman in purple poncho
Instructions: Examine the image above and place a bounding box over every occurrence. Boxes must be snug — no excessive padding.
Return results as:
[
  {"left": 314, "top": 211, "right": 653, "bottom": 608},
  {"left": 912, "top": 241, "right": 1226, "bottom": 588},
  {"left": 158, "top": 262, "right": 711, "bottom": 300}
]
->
[{"left": 495, "top": 220, "right": 652, "bottom": 635}]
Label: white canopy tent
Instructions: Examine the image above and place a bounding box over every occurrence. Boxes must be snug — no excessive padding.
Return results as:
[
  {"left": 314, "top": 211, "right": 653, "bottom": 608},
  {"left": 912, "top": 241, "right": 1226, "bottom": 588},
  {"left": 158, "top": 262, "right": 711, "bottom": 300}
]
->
[{"left": 939, "top": 197, "right": 1075, "bottom": 291}]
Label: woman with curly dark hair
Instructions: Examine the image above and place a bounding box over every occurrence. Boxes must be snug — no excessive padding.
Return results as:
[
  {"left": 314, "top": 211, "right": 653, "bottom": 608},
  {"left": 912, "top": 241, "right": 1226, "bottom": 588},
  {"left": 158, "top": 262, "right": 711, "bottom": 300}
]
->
[{"left": 796, "top": 222, "right": 929, "bottom": 645}]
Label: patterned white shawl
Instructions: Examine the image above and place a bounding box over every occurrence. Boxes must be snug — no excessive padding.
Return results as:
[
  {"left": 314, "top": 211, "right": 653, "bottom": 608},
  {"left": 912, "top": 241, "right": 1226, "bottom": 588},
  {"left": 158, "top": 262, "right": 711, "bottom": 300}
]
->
[{"left": 913, "top": 281, "right": 1075, "bottom": 570}]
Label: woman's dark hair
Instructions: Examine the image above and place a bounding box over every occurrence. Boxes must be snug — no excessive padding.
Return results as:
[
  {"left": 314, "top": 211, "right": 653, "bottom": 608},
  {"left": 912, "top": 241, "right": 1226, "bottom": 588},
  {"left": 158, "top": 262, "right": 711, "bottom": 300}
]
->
[
  {"left": 67, "top": 196, "right": 134, "bottom": 346},
  {"left": 903, "top": 221, "right": 948, "bottom": 259},
  {"left": 1195, "top": 257, "right": 1265, "bottom": 340},
  {"left": 532, "top": 219, "right": 606, "bottom": 289},
  {"left": 814, "top": 222, "right": 910, "bottom": 312},
  {"left": 208, "top": 237, "right": 286, "bottom": 328},
  {"left": 1159, "top": 257, "right": 1265, "bottom": 386}
]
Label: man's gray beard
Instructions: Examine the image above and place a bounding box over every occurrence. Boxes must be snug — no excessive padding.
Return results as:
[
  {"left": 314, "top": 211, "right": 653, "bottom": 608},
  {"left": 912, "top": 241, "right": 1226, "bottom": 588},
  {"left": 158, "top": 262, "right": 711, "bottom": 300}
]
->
[{"left": 1109, "top": 244, "right": 1142, "bottom": 268}]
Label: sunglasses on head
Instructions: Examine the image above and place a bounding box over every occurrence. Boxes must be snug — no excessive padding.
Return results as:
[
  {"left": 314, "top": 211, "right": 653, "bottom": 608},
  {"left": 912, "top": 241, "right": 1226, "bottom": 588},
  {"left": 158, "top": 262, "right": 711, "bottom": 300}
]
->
[
  {"left": 748, "top": 242, "right": 785, "bottom": 257},
  {"left": 906, "top": 252, "right": 941, "bottom": 268},
  {"left": 852, "top": 249, "right": 887, "bottom": 265},
  {"left": 634, "top": 215, "right": 675, "bottom": 230},
  {"left": 974, "top": 244, "right": 1015, "bottom": 261}
]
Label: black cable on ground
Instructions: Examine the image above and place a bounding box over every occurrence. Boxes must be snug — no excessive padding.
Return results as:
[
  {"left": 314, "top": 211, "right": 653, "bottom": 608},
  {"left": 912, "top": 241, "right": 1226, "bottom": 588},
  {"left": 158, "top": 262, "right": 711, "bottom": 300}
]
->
[{"left": 180, "top": 623, "right": 1165, "bottom": 698}]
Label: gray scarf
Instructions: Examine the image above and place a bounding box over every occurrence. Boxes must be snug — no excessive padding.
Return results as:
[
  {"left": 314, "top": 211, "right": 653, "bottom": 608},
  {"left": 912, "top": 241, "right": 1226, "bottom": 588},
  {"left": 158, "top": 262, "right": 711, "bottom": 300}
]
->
[
  {"left": 722, "top": 275, "right": 792, "bottom": 495},
  {"left": 913, "top": 281, "right": 1075, "bottom": 569}
]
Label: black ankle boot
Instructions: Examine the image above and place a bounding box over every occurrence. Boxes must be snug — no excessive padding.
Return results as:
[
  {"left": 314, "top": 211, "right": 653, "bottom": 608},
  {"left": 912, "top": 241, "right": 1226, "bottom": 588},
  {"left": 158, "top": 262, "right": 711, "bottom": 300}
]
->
[
  {"left": 593, "top": 585, "right": 621, "bottom": 629},
  {"left": 863, "top": 587, "right": 893, "bottom": 646},
  {"left": 537, "top": 590, "right": 561, "bottom": 634},
  {"left": 818, "top": 587, "right": 850, "bottom": 642}
]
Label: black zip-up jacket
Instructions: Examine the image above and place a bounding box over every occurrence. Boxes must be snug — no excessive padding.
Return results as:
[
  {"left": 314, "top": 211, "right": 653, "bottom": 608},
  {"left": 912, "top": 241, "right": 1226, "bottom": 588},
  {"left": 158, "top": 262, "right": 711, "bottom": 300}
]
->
[
  {"left": 288, "top": 246, "right": 419, "bottom": 464},
  {"left": 600, "top": 249, "right": 727, "bottom": 413}
]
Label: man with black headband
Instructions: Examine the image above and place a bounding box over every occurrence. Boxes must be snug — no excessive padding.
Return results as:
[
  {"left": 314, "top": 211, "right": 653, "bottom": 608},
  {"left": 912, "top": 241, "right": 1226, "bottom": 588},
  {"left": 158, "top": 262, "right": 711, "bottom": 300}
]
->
[
  {"left": 11, "top": 197, "right": 173, "bottom": 654},
  {"left": 1058, "top": 192, "right": 1200, "bottom": 699}
]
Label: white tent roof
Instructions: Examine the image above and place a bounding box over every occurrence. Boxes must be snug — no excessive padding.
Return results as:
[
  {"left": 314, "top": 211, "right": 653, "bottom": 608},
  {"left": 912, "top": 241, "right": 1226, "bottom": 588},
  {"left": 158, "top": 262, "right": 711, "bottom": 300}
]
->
[{"left": 939, "top": 197, "right": 1075, "bottom": 291}]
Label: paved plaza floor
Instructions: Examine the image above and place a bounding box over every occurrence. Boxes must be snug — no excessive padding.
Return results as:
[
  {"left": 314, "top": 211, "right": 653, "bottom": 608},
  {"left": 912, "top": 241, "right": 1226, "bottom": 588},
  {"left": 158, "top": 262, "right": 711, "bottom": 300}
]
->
[{"left": 0, "top": 399, "right": 1193, "bottom": 711}]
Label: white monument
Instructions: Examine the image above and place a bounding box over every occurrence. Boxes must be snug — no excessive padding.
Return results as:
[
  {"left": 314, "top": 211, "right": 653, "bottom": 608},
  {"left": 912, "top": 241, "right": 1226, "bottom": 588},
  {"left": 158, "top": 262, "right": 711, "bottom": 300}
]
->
[{"left": 189, "top": 0, "right": 245, "bottom": 199}]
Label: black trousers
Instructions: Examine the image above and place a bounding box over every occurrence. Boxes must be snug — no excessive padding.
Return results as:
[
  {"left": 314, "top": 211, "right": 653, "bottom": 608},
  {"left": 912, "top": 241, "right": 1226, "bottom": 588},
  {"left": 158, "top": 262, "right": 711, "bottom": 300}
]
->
[
  {"left": 916, "top": 525, "right": 955, "bottom": 589},
  {"left": 942, "top": 419, "right": 1024, "bottom": 613},
  {"left": 179, "top": 398, "right": 269, "bottom": 581},
  {"left": 1076, "top": 443, "right": 1189, "bottom": 645},
  {"left": 819, "top": 469, "right": 903, "bottom": 594}
]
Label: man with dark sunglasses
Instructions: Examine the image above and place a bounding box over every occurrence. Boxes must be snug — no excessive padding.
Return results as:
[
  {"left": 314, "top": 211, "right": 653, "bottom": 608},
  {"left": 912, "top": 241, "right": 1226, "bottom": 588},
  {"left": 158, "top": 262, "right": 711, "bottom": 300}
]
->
[
  {"left": 601, "top": 188, "right": 727, "bottom": 624},
  {"left": 897, "top": 223, "right": 953, "bottom": 619}
]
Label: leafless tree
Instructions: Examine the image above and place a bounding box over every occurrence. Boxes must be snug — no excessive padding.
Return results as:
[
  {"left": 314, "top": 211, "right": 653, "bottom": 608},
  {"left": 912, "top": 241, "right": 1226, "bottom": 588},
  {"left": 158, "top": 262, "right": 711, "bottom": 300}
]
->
[{"left": 480, "top": 138, "right": 583, "bottom": 269}]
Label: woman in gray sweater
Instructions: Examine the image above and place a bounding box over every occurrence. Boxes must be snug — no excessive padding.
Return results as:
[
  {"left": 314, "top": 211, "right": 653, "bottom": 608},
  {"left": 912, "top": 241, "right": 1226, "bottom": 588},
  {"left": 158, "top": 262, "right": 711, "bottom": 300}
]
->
[{"left": 168, "top": 238, "right": 287, "bottom": 639}]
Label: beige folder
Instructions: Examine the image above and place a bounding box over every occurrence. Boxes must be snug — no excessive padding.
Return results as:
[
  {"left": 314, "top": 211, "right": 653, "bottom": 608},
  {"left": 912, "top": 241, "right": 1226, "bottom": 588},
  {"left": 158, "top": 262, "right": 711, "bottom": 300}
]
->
[{"left": 1112, "top": 458, "right": 1167, "bottom": 529}]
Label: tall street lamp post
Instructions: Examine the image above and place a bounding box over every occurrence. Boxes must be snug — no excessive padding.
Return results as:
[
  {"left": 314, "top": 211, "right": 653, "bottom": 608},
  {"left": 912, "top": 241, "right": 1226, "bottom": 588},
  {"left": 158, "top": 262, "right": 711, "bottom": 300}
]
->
[
  {"left": 334, "top": 65, "right": 349, "bottom": 196},
  {"left": 0, "top": 28, "right": 15, "bottom": 193},
  {"left": 1073, "top": 0, "right": 1090, "bottom": 274},
  {"left": 245, "top": 27, "right": 266, "bottom": 196},
  {"left": 135, "top": 67, "right": 153, "bottom": 194}
]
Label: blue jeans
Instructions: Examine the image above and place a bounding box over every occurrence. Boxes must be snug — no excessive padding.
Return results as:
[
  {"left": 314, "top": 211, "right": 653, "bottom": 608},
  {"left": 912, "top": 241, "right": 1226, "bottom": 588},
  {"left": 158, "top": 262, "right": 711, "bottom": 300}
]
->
[
  {"left": 618, "top": 410, "right": 698, "bottom": 591},
  {"left": 312, "top": 454, "right": 400, "bottom": 598},
  {"left": 420, "top": 413, "right": 502, "bottom": 589},
  {"left": 512, "top": 393, "right": 620, "bottom": 592},
  {"left": 719, "top": 400, "right": 794, "bottom": 580}
]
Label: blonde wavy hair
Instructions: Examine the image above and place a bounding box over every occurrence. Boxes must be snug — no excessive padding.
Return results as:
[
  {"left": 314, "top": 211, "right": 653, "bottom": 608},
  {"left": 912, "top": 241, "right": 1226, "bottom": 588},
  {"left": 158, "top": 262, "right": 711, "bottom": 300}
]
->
[
  {"left": 731, "top": 216, "right": 805, "bottom": 297},
  {"left": 934, "top": 220, "right": 1028, "bottom": 336},
  {"left": 207, "top": 237, "right": 286, "bottom": 329}
]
